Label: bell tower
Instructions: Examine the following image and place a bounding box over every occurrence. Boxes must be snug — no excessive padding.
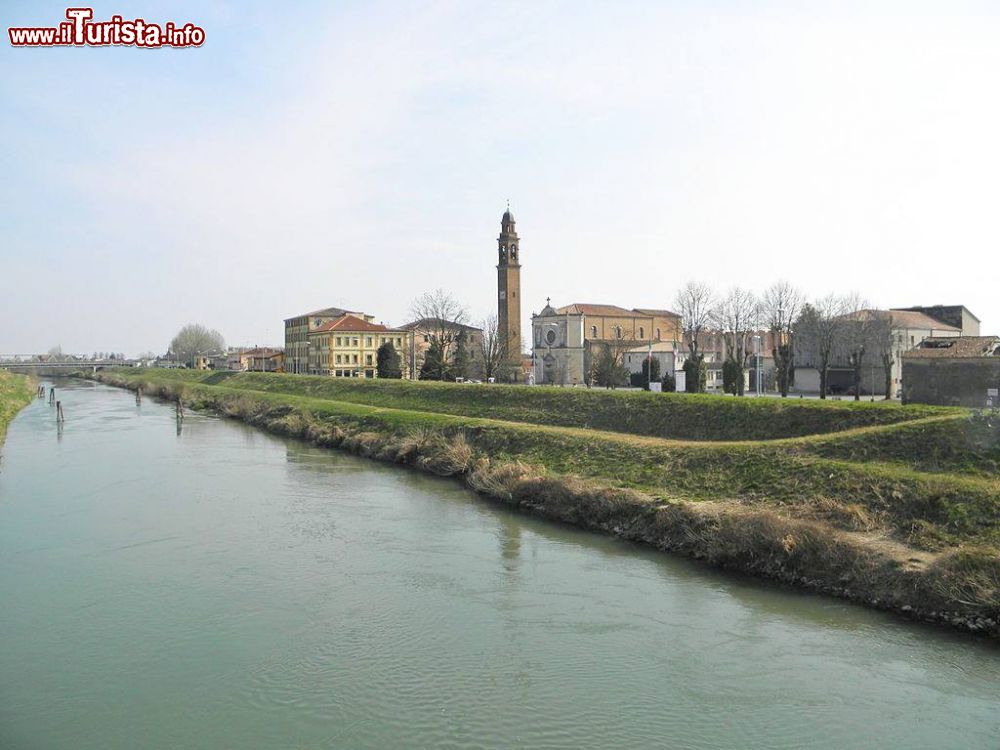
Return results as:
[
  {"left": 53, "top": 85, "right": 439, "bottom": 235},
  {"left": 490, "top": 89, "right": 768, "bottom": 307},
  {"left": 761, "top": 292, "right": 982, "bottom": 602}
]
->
[{"left": 497, "top": 206, "right": 522, "bottom": 373}]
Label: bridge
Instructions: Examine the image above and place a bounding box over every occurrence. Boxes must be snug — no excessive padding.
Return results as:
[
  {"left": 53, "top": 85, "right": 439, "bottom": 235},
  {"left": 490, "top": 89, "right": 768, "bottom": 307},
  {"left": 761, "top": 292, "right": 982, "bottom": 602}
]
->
[{"left": 0, "top": 356, "right": 135, "bottom": 372}]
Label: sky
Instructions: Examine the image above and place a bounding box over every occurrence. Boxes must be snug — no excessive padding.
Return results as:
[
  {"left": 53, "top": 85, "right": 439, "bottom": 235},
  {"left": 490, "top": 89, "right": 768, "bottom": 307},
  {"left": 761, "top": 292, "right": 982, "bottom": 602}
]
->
[{"left": 2, "top": 0, "right": 999, "bottom": 355}]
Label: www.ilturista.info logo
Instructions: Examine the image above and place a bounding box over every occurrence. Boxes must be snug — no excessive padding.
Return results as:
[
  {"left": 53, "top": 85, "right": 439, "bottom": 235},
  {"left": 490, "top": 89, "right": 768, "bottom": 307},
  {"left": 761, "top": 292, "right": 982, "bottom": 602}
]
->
[{"left": 9, "top": 7, "right": 205, "bottom": 48}]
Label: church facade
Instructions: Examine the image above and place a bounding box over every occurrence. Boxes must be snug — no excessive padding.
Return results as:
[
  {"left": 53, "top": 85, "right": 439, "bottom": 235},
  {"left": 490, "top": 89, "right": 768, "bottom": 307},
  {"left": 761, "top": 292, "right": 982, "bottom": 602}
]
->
[{"left": 531, "top": 302, "right": 682, "bottom": 385}]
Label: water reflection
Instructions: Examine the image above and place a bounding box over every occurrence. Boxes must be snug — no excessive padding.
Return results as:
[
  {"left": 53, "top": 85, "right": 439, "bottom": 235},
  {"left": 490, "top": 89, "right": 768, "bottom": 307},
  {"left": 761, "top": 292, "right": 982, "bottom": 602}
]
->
[{"left": 497, "top": 510, "right": 522, "bottom": 575}]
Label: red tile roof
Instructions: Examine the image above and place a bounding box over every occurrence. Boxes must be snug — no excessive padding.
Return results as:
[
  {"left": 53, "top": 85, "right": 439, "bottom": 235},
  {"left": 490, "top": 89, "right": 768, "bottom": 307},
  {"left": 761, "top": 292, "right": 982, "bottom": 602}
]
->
[
  {"left": 310, "top": 314, "right": 403, "bottom": 334},
  {"left": 555, "top": 303, "right": 679, "bottom": 318},
  {"left": 632, "top": 308, "right": 681, "bottom": 318}
]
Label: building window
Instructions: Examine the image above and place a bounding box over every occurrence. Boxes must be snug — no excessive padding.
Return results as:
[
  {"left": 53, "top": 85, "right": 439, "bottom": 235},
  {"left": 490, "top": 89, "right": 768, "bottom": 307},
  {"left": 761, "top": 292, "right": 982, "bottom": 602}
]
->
[
  {"left": 591, "top": 325, "right": 597, "bottom": 338},
  {"left": 366, "top": 337, "right": 372, "bottom": 346},
  {"left": 423, "top": 335, "right": 430, "bottom": 343},
  {"left": 366, "top": 354, "right": 373, "bottom": 365},
  {"left": 352, "top": 338, "right": 359, "bottom": 346},
  {"left": 336, "top": 355, "right": 342, "bottom": 364},
  {"left": 353, "top": 355, "right": 358, "bottom": 363},
  {"left": 656, "top": 328, "right": 661, "bottom": 340},
  {"left": 639, "top": 327, "right": 644, "bottom": 339}
]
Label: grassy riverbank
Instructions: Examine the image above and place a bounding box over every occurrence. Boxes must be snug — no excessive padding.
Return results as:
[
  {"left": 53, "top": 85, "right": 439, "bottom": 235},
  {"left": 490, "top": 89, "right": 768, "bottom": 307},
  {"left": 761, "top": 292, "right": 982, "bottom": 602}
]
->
[
  {"left": 90, "top": 368, "right": 1000, "bottom": 637},
  {"left": 0, "top": 371, "right": 33, "bottom": 446}
]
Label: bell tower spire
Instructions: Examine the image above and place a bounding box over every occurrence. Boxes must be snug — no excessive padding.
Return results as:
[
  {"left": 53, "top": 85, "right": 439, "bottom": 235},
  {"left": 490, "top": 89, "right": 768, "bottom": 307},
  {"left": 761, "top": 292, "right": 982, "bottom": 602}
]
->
[{"left": 497, "top": 206, "right": 522, "bottom": 377}]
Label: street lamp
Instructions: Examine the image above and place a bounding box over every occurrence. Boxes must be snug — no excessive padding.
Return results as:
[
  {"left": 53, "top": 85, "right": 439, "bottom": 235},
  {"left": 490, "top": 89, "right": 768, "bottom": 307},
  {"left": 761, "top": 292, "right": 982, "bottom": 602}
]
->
[
  {"left": 753, "top": 335, "right": 762, "bottom": 396},
  {"left": 647, "top": 339, "right": 653, "bottom": 390}
]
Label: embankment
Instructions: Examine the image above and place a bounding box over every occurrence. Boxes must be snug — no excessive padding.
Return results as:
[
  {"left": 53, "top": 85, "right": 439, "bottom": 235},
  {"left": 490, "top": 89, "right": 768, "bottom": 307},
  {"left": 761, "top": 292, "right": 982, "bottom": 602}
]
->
[
  {"left": 89, "top": 369, "right": 1000, "bottom": 638},
  {"left": 104, "top": 369, "right": 956, "bottom": 440},
  {"left": 0, "top": 371, "right": 33, "bottom": 447}
]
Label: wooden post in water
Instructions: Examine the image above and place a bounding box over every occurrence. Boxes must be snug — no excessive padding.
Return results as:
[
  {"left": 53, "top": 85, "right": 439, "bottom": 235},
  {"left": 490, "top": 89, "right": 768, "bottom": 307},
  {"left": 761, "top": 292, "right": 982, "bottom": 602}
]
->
[
  {"left": 175, "top": 400, "right": 183, "bottom": 421},
  {"left": 136, "top": 388, "right": 142, "bottom": 406},
  {"left": 49, "top": 387, "right": 55, "bottom": 405},
  {"left": 56, "top": 401, "right": 65, "bottom": 423}
]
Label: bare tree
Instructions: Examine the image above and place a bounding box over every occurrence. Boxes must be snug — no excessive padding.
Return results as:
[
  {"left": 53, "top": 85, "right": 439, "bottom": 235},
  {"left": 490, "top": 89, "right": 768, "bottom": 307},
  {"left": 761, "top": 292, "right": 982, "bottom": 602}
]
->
[
  {"left": 713, "top": 286, "right": 759, "bottom": 396},
  {"left": 843, "top": 297, "right": 875, "bottom": 401},
  {"left": 761, "top": 281, "right": 803, "bottom": 397},
  {"left": 795, "top": 294, "right": 853, "bottom": 399},
  {"left": 865, "top": 311, "right": 898, "bottom": 400},
  {"left": 591, "top": 330, "right": 634, "bottom": 388},
  {"left": 169, "top": 324, "right": 225, "bottom": 365},
  {"left": 409, "top": 289, "right": 469, "bottom": 363},
  {"left": 674, "top": 281, "right": 716, "bottom": 393},
  {"left": 477, "top": 314, "right": 508, "bottom": 381}
]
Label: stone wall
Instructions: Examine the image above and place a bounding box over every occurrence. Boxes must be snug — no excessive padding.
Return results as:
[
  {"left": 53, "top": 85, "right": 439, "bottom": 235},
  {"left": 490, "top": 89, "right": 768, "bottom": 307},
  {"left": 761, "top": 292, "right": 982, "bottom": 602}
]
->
[{"left": 902, "top": 358, "right": 1000, "bottom": 407}]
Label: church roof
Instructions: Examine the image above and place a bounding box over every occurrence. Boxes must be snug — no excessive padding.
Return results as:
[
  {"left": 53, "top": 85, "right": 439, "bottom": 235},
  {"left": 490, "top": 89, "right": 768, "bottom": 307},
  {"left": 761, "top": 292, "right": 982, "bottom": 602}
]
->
[
  {"left": 555, "top": 303, "right": 635, "bottom": 316},
  {"left": 555, "top": 303, "right": 677, "bottom": 318},
  {"left": 633, "top": 307, "right": 681, "bottom": 318}
]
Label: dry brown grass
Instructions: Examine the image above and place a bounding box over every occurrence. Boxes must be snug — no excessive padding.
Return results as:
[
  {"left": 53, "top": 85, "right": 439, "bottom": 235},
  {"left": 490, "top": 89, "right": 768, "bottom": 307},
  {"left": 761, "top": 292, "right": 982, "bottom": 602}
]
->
[
  {"left": 467, "top": 459, "right": 541, "bottom": 499},
  {"left": 926, "top": 548, "right": 1000, "bottom": 615},
  {"left": 416, "top": 433, "right": 473, "bottom": 476}
]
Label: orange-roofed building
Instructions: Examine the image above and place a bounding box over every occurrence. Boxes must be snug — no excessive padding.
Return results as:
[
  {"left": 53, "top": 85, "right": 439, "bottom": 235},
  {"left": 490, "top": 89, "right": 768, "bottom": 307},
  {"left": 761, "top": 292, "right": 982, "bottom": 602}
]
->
[{"left": 306, "top": 314, "right": 413, "bottom": 378}]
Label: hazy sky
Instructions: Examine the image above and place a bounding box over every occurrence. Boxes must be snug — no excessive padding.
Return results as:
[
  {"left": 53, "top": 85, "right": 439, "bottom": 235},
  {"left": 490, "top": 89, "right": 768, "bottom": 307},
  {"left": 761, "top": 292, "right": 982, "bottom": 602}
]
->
[{"left": 3, "top": 1, "right": 999, "bottom": 355}]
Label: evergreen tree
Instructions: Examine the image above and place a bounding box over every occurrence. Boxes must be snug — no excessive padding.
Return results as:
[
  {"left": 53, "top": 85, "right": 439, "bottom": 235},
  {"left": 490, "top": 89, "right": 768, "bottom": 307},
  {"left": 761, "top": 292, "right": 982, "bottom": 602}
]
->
[
  {"left": 419, "top": 339, "right": 450, "bottom": 381},
  {"left": 452, "top": 329, "right": 471, "bottom": 380},
  {"left": 640, "top": 357, "right": 661, "bottom": 389},
  {"left": 722, "top": 359, "right": 742, "bottom": 395},
  {"left": 592, "top": 343, "right": 628, "bottom": 388},
  {"left": 683, "top": 356, "right": 707, "bottom": 393},
  {"left": 376, "top": 341, "right": 403, "bottom": 379}
]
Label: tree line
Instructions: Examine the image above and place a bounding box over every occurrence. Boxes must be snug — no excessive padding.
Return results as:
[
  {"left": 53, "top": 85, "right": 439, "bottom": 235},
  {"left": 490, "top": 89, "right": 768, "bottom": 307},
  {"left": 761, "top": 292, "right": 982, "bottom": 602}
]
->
[{"left": 673, "top": 281, "right": 896, "bottom": 399}]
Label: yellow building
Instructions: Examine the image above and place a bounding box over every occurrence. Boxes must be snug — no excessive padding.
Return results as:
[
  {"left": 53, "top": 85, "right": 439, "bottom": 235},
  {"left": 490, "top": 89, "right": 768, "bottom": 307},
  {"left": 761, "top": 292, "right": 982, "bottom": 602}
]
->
[
  {"left": 307, "top": 314, "right": 412, "bottom": 378},
  {"left": 284, "top": 305, "right": 372, "bottom": 375}
]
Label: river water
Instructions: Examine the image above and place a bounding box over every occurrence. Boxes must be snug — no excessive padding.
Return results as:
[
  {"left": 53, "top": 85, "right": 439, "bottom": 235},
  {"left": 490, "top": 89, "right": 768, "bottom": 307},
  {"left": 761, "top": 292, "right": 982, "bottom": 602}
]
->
[{"left": 1, "top": 379, "right": 998, "bottom": 749}]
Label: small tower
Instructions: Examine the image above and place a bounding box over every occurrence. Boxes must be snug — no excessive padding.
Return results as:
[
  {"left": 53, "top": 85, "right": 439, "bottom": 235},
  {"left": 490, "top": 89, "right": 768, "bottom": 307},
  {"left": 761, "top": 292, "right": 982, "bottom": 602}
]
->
[{"left": 497, "top": 206, "right": 522, "bottom": 374}]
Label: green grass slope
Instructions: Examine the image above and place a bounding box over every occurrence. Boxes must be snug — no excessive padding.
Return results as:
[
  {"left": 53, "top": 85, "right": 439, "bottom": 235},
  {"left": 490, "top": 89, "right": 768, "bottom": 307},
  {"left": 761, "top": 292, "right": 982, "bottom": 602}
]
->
[
  {"left": 0, "top": 371, "right": 32, "bottom": 445},
  {"left": 111, "top": 369, "right": 956, "bottom": 441}
]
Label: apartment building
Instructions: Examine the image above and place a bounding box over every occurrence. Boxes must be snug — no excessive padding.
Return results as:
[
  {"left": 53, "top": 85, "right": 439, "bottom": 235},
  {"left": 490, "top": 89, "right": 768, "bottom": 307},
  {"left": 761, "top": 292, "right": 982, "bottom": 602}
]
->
[{"left": 307, "top": 314, "right": 412, "bottom": 378}]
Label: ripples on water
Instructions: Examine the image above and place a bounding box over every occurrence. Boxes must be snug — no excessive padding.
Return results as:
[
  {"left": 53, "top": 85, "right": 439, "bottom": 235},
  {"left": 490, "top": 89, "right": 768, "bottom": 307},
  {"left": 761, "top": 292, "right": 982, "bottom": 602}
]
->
[{"left": 0, "top": 380, "right": 998, "bottom": 750}]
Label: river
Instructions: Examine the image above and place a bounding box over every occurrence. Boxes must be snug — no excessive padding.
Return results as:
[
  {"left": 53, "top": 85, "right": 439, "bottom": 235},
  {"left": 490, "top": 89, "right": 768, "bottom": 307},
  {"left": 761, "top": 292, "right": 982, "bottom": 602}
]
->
[{"left": 1, "top": 379, "right": 998, "bottom": 749}]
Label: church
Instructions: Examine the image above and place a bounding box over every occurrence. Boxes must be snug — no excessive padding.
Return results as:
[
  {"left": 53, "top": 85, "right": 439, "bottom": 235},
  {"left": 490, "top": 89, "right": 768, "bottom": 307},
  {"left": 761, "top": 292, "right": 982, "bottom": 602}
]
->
[
  {"left": 531, "top": 303, "right": 682, "bottom": 386},
  {"left": 495, "top": 207, "right": 681, "bottom": 386}
]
